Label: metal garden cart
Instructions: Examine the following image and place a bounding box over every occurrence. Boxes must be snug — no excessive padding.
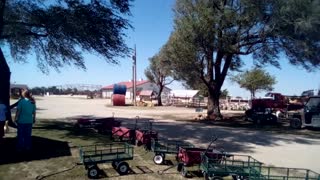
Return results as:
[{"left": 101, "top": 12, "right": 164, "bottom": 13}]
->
[
  {"left": 75, "top": 116, "right": 121, "bottom": 134},
  {"left": 200, "top": 152, "right": 320, "bottom": 180},
  {"left": 200, "top": 153, "right": 263, "bottom": 179},
  {"left": 251, "top": 166, "right": 320, "bottom": 180},
  {"left": 150, "top": 138, "right": 194, "bottom": 165},
  {"left": 177, "top": 147, "right": 230, "bottom": 177},
  {"left": 79, "top": 142, "right": 134, "bottom": 179},
  {"left": 134, "top": 117, "right": 158, "bottom": 150}
]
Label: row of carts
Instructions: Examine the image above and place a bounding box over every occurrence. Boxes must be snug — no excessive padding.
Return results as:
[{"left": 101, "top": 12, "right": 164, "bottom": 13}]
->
[{"left": 75, "top": 116, "right": 320, "bottom": 179}]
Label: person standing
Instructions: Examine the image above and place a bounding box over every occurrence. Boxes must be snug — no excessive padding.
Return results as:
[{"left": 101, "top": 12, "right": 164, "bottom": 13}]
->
[
  {"left": 14, "top": 89, "right": 36, "bottom": 151},
  {"left": 0, "top": 100, "right": 7, "bottom": 145}
]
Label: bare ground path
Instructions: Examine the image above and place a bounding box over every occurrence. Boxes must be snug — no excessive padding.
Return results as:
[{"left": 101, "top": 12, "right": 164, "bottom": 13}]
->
[{"left": 19, "top": 96, "right": 320, "bottom": 173}]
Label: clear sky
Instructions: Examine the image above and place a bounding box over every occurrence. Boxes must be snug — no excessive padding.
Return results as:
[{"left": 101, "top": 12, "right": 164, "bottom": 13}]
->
[{"left": 6, "top": 0, "right": 320, "bottom": 98}]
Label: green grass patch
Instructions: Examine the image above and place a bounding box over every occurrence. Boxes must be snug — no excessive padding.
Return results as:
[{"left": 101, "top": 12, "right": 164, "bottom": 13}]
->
[{"left": 0, "top": 119, "right": 202, "bottom": 180}]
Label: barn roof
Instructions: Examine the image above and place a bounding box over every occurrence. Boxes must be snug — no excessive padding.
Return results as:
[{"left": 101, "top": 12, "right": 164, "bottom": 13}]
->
[{"left": 138, "top": 90, "right": 154, "bottom": 96}]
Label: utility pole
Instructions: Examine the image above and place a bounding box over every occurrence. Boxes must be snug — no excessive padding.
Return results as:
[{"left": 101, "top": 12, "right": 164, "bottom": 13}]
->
[{"left": 132, "top": 45, "right": 137, "bottom": 106}]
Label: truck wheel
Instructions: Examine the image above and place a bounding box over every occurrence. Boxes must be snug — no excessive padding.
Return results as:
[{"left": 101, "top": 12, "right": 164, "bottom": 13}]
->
[
  {"left": 117, "top": 162, "right": 129, "bottom": 175},
  {"left": 290, "top": 118, "right": 302, "bottom": 129},
  {"left": 153, "top": 154, "right": 164, "bottom": 165},
  {"left": 181, "top": 165, "right": 188, "bottom": 177},
  {"left": 87, "top": 165, "right": 99, "bottom": 179}
]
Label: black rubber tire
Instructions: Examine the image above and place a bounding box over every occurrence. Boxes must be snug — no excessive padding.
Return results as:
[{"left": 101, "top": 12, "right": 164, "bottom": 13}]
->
[
  {"left": 87, "top": 165, "right": 99, "bottom": 179},
  {"left": 153, "top": 154, "right": 164, "bottom": 165},
  {"left": 117, "top": 161, "right": 129, "bottom": 175},
  {"left": 177, "top": 163, "right": 183, "bottom": 172},
  {"left": 181, "top": 165, "right": 188, "bottom": 177},
  {"left": 290, "top": 118, "right": 302, "bottom": 129}
]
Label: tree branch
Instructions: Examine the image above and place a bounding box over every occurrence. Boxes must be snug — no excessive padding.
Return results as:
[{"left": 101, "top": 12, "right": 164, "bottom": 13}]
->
[
  {"left": 1, "top": 31, "right": 48, "bottom": 39},
  {"left": 0, "top": 0, "right": 6, "bottom": 37},
  {"left": 214, "top": 50, "right": 223, "bottom": 81},
  {"left": 218, "top": 54, "right": 233, "bottom": 88},
  {"left": 4, "top": 20, "right": 46, "bottom": 28},
  {"left": 164, "top": 79, "right": 175, "bottom": 86}
]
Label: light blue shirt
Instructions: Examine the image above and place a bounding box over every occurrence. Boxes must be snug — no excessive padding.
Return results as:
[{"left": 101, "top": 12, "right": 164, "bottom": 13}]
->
[
  {"left": 17, "top": 98, "right": 36, "bottom": 124},
  {"left": 0, "top": 103, "right": 6, "bottom": 121}
]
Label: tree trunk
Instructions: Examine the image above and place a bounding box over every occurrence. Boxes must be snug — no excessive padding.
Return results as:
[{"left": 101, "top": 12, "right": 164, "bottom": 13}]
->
[
  {"left": 157, "top": 86, "right": 163, "bottom": 106},
  {"left": 207, "top": 86, "right": 221, "bottom": 120},
  {"left": 0, "top": 47, "right": 13, "bottom": 124}
]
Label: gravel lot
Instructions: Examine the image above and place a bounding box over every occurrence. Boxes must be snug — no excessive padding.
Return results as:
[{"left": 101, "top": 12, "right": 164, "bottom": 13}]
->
[{"left": 24, "top": 96, "right": 320, "bottom": 173}]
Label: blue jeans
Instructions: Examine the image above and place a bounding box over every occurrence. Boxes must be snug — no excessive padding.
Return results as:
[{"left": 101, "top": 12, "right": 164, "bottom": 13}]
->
[{"left": 17, "top": 123, "right": 33, "bottom": 151}]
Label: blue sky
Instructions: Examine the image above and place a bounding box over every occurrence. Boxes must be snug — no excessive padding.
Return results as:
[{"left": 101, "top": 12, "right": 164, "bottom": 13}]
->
[{"left": 6, "top": 0, "right": 320, "bottom": 98}]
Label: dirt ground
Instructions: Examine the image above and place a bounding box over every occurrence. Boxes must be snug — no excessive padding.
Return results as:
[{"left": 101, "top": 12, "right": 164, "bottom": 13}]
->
[{"left": 4, "top": 96, "right": 320, "bottom": 179}]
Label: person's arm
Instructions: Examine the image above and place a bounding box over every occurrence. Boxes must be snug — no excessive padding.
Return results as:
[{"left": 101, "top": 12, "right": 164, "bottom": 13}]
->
[
  {"left": 14, "top": 109, "right": 20, "bottom": 123},
  {"left": 10, "top": 98, "right": 21, "bottom": 109},
  {"left": 14, "top": 101, "right": 22, "bottom": 123},
  {"left": 33, "top": 105, "right": 36, "bottom": 124}
]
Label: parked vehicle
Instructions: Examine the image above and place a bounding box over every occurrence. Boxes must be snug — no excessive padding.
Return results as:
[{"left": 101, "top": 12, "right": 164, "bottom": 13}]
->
[
  {"left": 245, "top": 92, "right": 304, "bottom": 124},
  {"left": 79, "top": 143, "right": 134, "bottom": 179},
  {"left": 289, "top": 96, "right": 320, "bottom": 129}
]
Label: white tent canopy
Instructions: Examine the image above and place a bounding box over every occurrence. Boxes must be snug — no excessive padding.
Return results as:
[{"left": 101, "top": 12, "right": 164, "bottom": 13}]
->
[{"left": 170, "top": 90, "right": 199, "bottom": 98}]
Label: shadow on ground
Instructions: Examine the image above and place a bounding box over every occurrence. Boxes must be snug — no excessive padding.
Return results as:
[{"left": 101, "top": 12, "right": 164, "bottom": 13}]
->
[
  {"left": 116, "top": 115, "right": 320, "bottom": 154},
  {"left": 0, "top": 136, "right": 71, "bottom": 165}
]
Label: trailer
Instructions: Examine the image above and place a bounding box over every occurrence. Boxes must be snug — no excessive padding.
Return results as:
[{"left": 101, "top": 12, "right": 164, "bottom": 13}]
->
[
  {"left": 255, "top": 166, "right": 320, "bottom": 180},
  {"left": 177, "top": 147, "right": 230, "bottom": 177},
  {"left": 150, "top": 138, "right": 194, "bottom": 165},
  {"left": 79, "top": 143, "right": 134, "bottom": 179},
  {"left": 111, "top": 126, "right": 136, "bottom": 143},
  {"left": 200, "top": 153, "right": 263, "bottom": 179},
  {"left": 75, "top": 116, "right": 121, "bottom": 134},
  {"left": 134, "top": 118, "right": 158, "bottom": 150},
  {"left": 200, "top": 153, "right": 320, "bottom": 180}
]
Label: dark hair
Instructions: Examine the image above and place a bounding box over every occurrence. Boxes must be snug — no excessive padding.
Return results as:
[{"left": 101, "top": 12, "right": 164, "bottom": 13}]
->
[{"left": 22, "top": 89, "right": 35, "bottom": 104}]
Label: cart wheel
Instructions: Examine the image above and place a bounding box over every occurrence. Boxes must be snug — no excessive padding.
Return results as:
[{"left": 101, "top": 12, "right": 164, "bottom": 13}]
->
[
  {"left": 153, "top": 154, "right": 164, "bottom": 165},
  {"left": 87, "top": 165, "right": 99, "bottom": 179},
  {"left": 112, "top": 161, "right": 120, "bottom": 169},
  {"left": 203, "top": 172, "right": 209, "bottom": 180},
  {"left": 117, "top": 162, "right": 129, "bottom": 175},
  {"left": 177, "top": 163, "right": 183, "bottom": 172},
  {"left": 180, "top": 165, "right": 188, "bottom": 177},
  {"left": 290, "top": 118, "right": 302, "bottom": 129}
]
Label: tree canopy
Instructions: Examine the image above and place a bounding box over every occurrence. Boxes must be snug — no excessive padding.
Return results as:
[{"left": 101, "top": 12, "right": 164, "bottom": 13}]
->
[
  {"left": 231, "top": 68, "right": 276, "bottom": 98},
  {"left": 145, "top": 46, "right": 174, "bottom": 106},
  {"left": 1, "top": 0, "right": 132, "bottom": 72},
  {"left": 165, "top": 0, "right": 320, "bottom": 119},
  {"left": 0, "top": 0, "right": 133, "bottom": 123}
]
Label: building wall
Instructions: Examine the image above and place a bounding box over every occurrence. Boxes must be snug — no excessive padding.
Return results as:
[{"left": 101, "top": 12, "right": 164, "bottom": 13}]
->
[{"left": 101, "top": 82, "right": 171, "bottom": 99}]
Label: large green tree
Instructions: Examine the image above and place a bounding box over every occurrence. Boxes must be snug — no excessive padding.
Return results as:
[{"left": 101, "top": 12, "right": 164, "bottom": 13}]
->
[
  {"left": 145, "top": 47, "right": 174, "bottom": 106},
  {"left": 166, "top": 0, "right": 320, "bottom": 119},
  {"left": 231, "top": 68, "right": 276, "bottom": 99},
  {"left": 0, "top": 0, "right": 132, "bottom": 123}
]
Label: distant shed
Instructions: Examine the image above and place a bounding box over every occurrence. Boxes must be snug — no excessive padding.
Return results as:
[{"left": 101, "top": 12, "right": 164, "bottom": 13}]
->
[{"left": 170, "top": 90, "right": 199, "bottom": 106}]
